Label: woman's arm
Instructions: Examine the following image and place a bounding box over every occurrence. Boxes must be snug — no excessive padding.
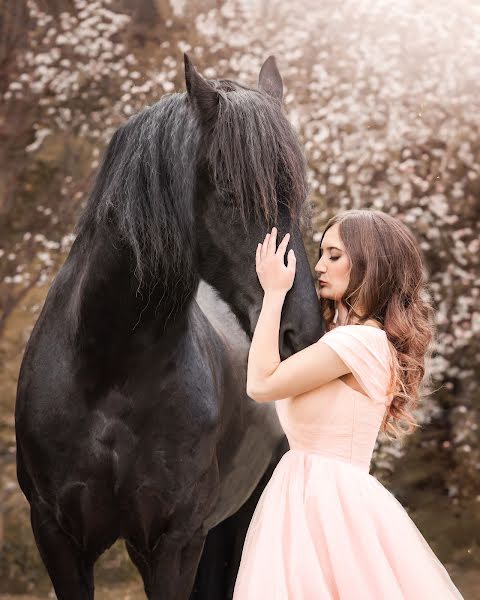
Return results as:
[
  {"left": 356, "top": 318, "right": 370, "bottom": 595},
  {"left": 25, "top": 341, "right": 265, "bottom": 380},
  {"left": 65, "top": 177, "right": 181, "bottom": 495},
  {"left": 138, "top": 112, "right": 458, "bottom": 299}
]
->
[
  {"left": 246, "top": 291, "right": 285, "bottom": 396},
  {"left": 246, "top": 292, "right": 350, "bottom": 403}
]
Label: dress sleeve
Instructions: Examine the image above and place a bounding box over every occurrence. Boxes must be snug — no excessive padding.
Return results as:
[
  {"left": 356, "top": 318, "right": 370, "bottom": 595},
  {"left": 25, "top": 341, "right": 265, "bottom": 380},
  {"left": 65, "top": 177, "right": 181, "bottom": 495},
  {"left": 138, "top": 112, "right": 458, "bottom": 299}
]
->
[{"left": 319, "top": 325, "right": 393, "bottom": 405}]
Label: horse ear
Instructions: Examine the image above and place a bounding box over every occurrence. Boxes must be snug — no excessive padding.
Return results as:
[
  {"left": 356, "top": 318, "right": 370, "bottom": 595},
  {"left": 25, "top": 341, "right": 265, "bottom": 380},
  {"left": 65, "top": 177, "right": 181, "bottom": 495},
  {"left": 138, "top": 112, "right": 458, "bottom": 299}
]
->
[
  {"left": 258, "top": 56, "right": 283, "bottom": 104},
  {"left": 184, "top": 53, "right": 218, "bottom": 121}
]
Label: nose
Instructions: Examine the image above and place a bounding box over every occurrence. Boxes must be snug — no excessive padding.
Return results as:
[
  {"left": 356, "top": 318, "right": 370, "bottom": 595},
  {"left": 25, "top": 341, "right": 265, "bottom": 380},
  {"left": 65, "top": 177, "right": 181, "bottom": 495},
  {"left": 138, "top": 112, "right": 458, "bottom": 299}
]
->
[{"left": 315, "top": 261, "right": 326, "bottom": 276}]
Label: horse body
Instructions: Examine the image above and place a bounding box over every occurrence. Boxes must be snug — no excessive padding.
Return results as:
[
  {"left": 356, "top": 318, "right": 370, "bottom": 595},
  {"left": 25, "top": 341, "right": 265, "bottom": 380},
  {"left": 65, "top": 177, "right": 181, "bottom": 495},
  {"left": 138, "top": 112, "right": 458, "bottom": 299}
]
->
[{"left": 16, "top": 56, "right": 324, "bottom": 599}]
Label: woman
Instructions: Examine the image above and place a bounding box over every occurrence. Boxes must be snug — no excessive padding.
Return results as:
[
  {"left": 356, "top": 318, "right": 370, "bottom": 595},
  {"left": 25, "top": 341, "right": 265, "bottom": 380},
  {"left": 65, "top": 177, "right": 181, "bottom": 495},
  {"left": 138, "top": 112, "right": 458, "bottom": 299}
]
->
[{"left": 232, "top": 209, "right": 464, "bottom": 599}]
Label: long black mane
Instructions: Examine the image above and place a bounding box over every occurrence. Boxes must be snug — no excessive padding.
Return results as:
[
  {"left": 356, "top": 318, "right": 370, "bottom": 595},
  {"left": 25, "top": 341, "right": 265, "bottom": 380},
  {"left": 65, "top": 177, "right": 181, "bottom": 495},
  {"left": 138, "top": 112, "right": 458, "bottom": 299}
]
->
[
  {"left": 77, "top": 94, "right": 199, "bottom": 290},
  {"left": 77, "top": 79, "right": 310, "bottom": 289},
  {"left": 207, "top": 79, "right": 309, "bottom": 227}
]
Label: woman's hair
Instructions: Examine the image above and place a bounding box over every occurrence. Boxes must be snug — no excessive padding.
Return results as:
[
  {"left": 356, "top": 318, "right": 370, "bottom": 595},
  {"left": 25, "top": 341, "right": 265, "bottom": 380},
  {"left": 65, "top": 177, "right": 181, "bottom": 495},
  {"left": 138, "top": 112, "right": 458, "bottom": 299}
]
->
[{"left": 318, "top": 209, "right": 435, "bottom": 442}]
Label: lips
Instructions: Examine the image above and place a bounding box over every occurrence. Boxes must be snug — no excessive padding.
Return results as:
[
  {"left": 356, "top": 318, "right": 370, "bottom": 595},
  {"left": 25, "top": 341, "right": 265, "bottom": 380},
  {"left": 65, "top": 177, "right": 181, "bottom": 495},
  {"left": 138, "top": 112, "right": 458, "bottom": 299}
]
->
[{"left": 318, "top": 280, "right": 328, "bottom": 285}]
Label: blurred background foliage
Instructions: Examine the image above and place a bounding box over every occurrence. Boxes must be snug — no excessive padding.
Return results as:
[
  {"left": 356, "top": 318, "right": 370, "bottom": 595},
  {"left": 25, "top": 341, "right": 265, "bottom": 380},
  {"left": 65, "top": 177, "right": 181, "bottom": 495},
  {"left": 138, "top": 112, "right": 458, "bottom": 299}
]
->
[{"left": 0, "top": 0, "right": 478, "bottom": 597}]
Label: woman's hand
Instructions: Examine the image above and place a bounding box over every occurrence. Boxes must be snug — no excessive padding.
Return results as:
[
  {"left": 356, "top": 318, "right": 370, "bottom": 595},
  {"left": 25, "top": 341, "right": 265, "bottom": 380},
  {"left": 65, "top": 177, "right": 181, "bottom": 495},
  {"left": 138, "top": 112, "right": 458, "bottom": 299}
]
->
[{"left": 256, "top": 227, "right": 296, "bottom": 295}]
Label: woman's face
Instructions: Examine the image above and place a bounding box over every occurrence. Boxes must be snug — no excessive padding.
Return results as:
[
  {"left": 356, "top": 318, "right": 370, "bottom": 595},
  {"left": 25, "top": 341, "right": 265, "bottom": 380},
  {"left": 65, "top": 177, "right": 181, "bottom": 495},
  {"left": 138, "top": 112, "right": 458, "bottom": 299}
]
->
[{"left": 314, "top": 223, "right": 351, "bottom": 301}]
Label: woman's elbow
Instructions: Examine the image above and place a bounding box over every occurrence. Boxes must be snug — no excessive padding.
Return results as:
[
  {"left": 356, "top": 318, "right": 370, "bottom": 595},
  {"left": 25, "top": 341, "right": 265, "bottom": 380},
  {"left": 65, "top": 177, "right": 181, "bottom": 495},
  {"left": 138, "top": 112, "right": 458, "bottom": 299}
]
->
[
  {"left": 246, "top": 385, "right": 266, "bottom": 403},
  {"left": 246, "top": 385, "right": 272, "bottom": 403}
]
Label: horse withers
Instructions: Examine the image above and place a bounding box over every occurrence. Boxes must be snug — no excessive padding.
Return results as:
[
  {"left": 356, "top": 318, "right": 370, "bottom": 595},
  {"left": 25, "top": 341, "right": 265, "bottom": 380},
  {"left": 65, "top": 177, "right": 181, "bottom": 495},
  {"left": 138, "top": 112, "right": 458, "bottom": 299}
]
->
[{"left": 15, "top": 55, "right": 324, "bottom": 600}]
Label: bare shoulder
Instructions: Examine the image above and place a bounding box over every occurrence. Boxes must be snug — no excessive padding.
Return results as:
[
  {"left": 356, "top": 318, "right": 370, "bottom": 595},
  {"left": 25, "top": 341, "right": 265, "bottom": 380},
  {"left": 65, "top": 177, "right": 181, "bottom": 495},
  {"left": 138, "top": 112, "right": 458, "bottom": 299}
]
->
[
  {"left": 361, "top": 319, "right": 384, "bottom": 330},
  {"left": 331, "top": 319, "right": 384, "bottom": 331}
]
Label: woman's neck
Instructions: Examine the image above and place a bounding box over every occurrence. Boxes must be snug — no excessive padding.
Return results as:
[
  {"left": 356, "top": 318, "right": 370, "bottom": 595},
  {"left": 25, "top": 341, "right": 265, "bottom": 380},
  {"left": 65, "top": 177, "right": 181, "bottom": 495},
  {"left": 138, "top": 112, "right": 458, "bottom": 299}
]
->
[
  {"left": 336, "top": 301, "right": 349, "bottom": 326},
  {"left": 335, "top": 302, "right": 382, "bottom": 329}
]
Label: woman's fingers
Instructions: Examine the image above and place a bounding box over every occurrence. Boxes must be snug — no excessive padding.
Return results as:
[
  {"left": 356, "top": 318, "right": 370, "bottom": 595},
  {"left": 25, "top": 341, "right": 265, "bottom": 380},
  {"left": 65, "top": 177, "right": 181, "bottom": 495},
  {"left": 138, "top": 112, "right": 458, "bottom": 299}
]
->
[
  {"left": 287, "top": 247, "right": 296, "bottom": 271},
  {"left": 261, "top": 232, "right": 270, "bottom": 259},
  {"left": 276, "top": 232, "right": 290, "bottom": 260},
  {"left": 259, "top": 227, "right": 290, "bottom": 262},
  {"left": 267, "top": 227, "right": 277, "bottom": 255}
]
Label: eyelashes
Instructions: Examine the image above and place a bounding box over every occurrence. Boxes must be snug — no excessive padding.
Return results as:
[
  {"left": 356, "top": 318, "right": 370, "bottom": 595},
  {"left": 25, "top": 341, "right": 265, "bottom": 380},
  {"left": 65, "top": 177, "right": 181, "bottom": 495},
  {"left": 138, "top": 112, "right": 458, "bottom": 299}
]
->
[{"left": 319, "top": 252, "right": 340, "bottom": 261}]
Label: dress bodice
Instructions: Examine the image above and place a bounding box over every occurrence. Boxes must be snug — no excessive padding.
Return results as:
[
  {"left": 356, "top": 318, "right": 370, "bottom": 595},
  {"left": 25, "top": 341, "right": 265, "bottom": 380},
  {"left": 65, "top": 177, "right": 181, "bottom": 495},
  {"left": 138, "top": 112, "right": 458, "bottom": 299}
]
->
[{"left": 275, "top": 325, "right": 394, "bottom": 473}]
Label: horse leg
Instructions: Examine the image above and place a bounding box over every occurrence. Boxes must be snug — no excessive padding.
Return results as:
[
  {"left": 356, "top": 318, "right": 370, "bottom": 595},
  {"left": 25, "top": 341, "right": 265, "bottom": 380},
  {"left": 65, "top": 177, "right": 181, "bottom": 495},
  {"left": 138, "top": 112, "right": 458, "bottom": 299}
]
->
[
  {"left": 30, "top": 500, "right": 95, "bottom": 600},
  {"left": 126, "top": 531, "right": 206, "bottom": 600},
  {"left": 190, "top": 435, "right": 289, "bottom": 600},
  {"left": 125, "top": 538, "right": 150, "bottom": 592}
]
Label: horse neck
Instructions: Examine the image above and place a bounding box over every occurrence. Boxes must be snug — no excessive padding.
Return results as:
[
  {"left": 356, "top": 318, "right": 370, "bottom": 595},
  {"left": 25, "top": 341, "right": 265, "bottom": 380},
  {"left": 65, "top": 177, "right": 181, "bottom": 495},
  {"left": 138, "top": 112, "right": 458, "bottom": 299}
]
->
[{"left": 64, "top": 225, "right": 197, "bottom": 344}]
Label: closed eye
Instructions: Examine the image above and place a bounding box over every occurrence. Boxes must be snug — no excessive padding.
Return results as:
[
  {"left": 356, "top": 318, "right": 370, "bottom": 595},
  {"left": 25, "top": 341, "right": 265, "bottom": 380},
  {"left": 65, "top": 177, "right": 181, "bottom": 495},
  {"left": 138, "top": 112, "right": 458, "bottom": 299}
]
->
[{"left": 319, "top": 251, "right": 340, "bottom": 261}]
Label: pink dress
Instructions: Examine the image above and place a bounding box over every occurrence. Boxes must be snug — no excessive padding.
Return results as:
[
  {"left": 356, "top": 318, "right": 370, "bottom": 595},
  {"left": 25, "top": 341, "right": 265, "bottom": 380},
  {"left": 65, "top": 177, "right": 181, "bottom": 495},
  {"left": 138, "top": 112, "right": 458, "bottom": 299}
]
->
[{"left": 232, "top": 325, "right": 464, "bottom": 599}]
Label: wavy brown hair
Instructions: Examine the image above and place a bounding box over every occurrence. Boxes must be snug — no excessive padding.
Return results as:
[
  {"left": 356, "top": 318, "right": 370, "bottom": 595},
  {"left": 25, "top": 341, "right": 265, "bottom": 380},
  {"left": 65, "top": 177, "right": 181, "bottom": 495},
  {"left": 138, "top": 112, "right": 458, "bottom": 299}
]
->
[{"left": 318, "top": 209, "right": 435, "bottom": 442}]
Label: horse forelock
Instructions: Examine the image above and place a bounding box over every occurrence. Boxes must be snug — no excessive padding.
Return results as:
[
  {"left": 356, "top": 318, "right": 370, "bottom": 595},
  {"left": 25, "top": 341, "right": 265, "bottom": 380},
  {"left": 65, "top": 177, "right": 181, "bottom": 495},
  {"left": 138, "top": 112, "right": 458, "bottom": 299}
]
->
[{"left": 207, "top": 80, "right": 310, "bottom": 229}]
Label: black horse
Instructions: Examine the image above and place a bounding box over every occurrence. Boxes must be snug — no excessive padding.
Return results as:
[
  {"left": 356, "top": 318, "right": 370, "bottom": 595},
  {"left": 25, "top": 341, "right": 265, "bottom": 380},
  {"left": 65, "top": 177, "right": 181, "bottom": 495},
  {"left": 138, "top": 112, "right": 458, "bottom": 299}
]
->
[{"left": 15, "top": 55, "right": 324, "bottom": 599}]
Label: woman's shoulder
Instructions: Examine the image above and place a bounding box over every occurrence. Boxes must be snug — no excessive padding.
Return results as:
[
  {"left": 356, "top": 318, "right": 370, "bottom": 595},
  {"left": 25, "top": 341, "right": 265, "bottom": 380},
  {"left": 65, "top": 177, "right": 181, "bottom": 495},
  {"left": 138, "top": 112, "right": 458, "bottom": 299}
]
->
[
  {"left": 321, "top": 321, "right": 391, "bottom": 358},
  {"left": 319, "top": 321, "right": 392, "bottom": 399},
  {"left": 325, "top": 319, "right": 385, "bottom": 335}
]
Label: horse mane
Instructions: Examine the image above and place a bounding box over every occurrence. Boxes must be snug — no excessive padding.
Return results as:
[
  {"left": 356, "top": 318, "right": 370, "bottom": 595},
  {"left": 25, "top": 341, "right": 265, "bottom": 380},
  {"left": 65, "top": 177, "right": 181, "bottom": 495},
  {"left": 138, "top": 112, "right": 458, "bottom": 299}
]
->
[
  {"left": 77, "top": 80, "right": 309, "bottom": 289},
  {"left": 208, "top": 79, "right": 309, "bottom": 228},
  {"left": 77, "top": 93, "right": 198, "bottom": 291}
]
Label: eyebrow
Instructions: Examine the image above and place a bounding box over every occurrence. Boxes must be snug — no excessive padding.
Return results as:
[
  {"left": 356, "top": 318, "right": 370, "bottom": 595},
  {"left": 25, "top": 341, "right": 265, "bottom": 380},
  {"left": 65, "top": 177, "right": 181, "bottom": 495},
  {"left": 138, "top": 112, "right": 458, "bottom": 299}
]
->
[{"left": 320, "top": 246, "right": 343, "bottom": 251}]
